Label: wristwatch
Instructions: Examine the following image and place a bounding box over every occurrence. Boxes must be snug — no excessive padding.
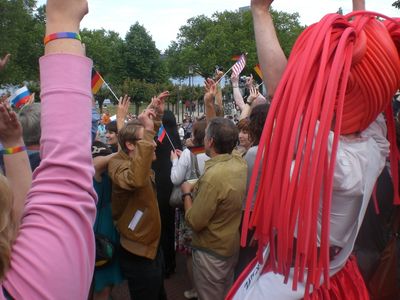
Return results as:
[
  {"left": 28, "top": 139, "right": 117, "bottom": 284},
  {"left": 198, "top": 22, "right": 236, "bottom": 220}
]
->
[{"left": 182, "top": 192, "right": 192, "bottom": 201}]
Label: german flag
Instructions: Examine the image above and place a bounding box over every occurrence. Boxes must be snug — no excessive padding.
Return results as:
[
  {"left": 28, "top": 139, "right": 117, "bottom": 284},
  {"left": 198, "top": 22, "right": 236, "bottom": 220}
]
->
[
  {"left": 254, "top": 64, "right": 263, "bottom": 80},
  {"left": 91, "top": 69, "right": 104, "bottom": 94},
  {"left": 189, "top": 146, "right": 205, "bottom": 155}
]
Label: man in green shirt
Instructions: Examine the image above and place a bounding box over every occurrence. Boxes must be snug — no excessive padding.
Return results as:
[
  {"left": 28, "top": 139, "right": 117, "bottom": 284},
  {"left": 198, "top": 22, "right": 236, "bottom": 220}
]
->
[{"left": 181, "top": 117, "right": 247, "bottom": 300}]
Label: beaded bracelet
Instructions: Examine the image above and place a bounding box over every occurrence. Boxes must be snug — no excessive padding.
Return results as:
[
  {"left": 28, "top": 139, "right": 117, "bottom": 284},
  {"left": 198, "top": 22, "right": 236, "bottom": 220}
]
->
[
  {"left": 44, "top": 32, "right": 81, "bottom": 45},
  {"left": 2, "top": 146, "right": 27, "bottom": 155}
]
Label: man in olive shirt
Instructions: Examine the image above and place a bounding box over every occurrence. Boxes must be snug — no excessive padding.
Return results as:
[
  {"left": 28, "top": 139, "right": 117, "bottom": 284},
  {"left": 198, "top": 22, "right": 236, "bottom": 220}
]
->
[{"left": 181, "top": 117, "right": 247, "bottom": 300}]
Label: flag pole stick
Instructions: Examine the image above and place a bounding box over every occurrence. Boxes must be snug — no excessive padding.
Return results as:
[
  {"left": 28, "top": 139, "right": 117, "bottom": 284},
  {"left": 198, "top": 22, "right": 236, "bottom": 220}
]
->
[
  {"left": 215, "top": 65, "right": 234, "bottom": 85},
  {"left": 215, "top": 52, "right": 248, "bottom": 85},
  {"left": 162, "top": 125, "right": 176, "bottom": 151},
  {"left": 97, "top": 72, "right": 120, "bottom": 103},
  {"left": 165, "top": 131, "right": 176, "bottom": 152}
]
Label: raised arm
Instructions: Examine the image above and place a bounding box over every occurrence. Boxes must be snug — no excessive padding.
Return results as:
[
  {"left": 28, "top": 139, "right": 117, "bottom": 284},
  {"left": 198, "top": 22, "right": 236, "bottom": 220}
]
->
[
  {"left": 231, "top": 73, "right": 245, "bottom": 111},
  {"left": 352, "top": 0, "right": 365, "bottom": 11},
  {"left": 3, "top": 0, "right": 97, "bottom": 298},
  {"left": 251, "top": 0, "right": 287, "bottom": 97},
  {"left": 204, "top": 78, "right": 217, "bottom": 123},
  {"left": 0, "top": 103, "right": 32, "bottom": 228}
]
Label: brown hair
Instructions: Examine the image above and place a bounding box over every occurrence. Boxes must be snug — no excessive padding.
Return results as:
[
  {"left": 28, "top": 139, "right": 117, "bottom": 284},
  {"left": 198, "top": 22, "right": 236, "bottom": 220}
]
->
[
  {"left": 192, "top": 120, "right": 207, "bottom": 146},
  {"left": 237, "top": 118, "right": 250, "bottom": 133},
  {"left": 117, "top": 119, "right": 144, "bottom": 153}
]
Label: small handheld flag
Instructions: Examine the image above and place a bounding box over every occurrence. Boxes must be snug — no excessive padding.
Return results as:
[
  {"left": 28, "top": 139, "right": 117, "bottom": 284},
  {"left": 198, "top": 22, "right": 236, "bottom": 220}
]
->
[
  {"left": 91, "top": 69, "right": 105, "bottom": 94},
  {"left": 9, "top": 86, "right": 31, "bottom": 108},
  {"left": 231, "top": 54, "right": 246, "bottom": 77},
  {"left": 254, "top": 64, "right": 263, "bottom": 80},
  {"left": 157, "top": 125, "right": 166, "bottom": 143}
]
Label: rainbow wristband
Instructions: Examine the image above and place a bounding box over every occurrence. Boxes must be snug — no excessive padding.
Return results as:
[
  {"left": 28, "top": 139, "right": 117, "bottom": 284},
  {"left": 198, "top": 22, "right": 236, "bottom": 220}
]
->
[
  {"left": 44, "top": 32, "right": 81, "bottom": 45},
  {"left": 2, "top": 146, "right": 27, "bottom": 155}
]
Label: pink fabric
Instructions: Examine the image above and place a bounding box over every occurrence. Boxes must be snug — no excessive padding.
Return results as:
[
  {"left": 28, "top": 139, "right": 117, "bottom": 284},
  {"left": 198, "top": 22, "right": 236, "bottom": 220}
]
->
[{"left": 1, "top": 54, "right": 97, "bottom": 299}]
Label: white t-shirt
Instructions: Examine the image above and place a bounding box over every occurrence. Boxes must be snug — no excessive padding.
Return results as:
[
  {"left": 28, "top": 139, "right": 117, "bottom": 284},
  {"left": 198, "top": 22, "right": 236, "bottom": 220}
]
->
[
  {"left": 170, "top": 148, "right": 209, "bottom": 185},
  {"left": 243, "top": 115, "right": 389, "bottom": 300}
]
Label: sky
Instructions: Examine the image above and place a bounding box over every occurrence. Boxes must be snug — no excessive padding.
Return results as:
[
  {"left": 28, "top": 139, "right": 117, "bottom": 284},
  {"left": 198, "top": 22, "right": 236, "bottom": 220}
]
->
[{"left": 37, "top": 0, "right": 399, "bottom": 51}]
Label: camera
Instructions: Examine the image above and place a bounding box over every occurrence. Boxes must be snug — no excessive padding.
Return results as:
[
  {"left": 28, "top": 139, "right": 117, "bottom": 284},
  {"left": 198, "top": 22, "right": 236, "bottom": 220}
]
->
[{"left": 239, "top": 76, "right": 247, "bottom": 84}]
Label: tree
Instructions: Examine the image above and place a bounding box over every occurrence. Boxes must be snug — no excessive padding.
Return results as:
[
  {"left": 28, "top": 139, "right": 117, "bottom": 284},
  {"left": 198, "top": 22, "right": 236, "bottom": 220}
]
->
[
  {"left": 393, "top": 1, "right": 400, "bottom": 9},
  {"left": 81, "top": 29, "right": 126, "bottom": 84},
  {"left": 124, "top": 22, "right": 167, "bottom": 83},
  {"left": 164, "top": 9, "right": 304, "bottom": 80},
  {"left": 0, "top": 0, "right": 44, "bottom": 83}
]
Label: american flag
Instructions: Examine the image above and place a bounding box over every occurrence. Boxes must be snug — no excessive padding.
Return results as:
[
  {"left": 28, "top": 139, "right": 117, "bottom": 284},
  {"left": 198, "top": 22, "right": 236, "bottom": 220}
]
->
[{"left": 231, "top": 54, "right": 246, "bottom": 77}]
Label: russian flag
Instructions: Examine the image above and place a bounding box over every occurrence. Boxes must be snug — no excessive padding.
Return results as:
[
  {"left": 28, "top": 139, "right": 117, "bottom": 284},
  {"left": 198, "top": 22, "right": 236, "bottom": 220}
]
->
[
  {"left": 157, "top": 124, "right": 166, "bottom": 143},
  {"left": 9, "top": 86, "right": 30, "bottom": 108}
]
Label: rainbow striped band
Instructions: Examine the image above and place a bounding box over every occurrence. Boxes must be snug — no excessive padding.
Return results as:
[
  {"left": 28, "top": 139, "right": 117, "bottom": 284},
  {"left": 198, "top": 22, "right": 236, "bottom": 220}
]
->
[
  {"left": 44, "top": 32, "right": 81, "bottom": 45},
  {"left": 2, "top": 146, "right": 27, "bottom": 155}
]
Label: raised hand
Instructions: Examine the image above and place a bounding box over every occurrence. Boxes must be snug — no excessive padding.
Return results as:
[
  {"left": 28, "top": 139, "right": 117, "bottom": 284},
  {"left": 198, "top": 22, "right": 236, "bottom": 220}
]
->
[
  {"left": 251, "top": 0, "right": 274, "bottom": 10},
  {"left": 247, "top": 86, "right": 260, "bottom": 104},
  {"left": 0, "top": 103, "right": 23, "bottom": 148},
  {"left": 46, "top": 0, "right": 88, "bottom": 30},
  {"left": 245, "top": 74, "right": 254, "bottom": 89},
  {"left": 138, "top": 109, "right": 156, "bottom": 131},
  {"left": 0, "top": 54, "right": 11, "bottom": 72},
  {"left": 204, "top": 78, "right": 217, "bottom": 103},
  {"left": 117, "top": 95, "right": 131, "bottom": 131},
  {"left": 148, "top": 91, "right": 169, "bottom": 116}
]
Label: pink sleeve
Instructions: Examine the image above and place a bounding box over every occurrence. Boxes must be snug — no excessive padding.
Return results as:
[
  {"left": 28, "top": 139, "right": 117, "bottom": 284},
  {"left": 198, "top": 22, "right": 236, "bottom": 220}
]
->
[{"left": 3, "top": 54, "right": 97, "bottom": 300}]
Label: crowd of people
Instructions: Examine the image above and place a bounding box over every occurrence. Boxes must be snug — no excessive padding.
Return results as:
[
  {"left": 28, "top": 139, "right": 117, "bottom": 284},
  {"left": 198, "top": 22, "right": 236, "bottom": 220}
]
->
[{"left": 0, "top": 0, "right": 399, "bottom": 300}]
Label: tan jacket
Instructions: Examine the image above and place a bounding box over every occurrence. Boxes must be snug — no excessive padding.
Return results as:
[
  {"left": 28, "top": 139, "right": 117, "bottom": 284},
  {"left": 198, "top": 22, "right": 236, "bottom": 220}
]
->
[
  {"left": 185, "top": 153, "right": 247, "bottom": 258},
  {"left": 108, "top": 129, "right": 161, "bottom": 259}
]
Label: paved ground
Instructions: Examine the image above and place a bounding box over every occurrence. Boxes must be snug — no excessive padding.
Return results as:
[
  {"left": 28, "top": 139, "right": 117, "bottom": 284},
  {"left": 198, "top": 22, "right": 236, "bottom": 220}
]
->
[{"left": 111, "top": 252, "right": 192, "bottom": 300}]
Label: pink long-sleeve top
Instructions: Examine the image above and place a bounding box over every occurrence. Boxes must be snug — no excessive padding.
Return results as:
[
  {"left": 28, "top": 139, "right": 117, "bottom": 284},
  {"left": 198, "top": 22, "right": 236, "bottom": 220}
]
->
[{"left": 1, "top": 54, "right": 97, "bottom": 300}]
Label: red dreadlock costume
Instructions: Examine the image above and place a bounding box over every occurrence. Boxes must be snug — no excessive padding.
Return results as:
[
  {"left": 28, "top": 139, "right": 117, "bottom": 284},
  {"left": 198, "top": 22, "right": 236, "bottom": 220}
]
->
[{"left": 228, "top": 10, "right": 400, "bottom": 300}]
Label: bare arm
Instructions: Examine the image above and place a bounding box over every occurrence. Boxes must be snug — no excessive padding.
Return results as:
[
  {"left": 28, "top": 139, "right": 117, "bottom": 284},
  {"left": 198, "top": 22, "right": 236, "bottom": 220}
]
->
[
  {"left": 251, "top": 0, "right": 287, "bottom": 97},
  {"left": 93, "top": 153, "right": 116, "bottom": 182},
  {"left": 204, "top": 78, "right": 217, "bottom": 123},
  {"left": 214, "top": 70, "right": 224, "bottom": 116},
  {"left": 231, "top": 74, "right": 245, "bottom": 111},
  {"left": 0, "top": 103, "right": 31, "bottom": 226},
  {"left": 352, "top": 0, "right": 365, "bottom": 11}
]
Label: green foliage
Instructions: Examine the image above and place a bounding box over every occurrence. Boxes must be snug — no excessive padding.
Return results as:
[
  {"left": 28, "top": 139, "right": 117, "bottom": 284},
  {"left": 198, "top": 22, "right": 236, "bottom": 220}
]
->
[
  {"left": 164, "top": 8, "right": 305, "bottom": 80},
  {"left": 0, "top": 0, "right": 44, "bottom": 84},
  {"left": 125, "top": 23, "right": 167, "bottom": 83},
  {"left": 393, "top": 1, "right": 400, "bottom": 8},
  {"left": 81, "top": 29, "right": 126, "bottom": 84}
]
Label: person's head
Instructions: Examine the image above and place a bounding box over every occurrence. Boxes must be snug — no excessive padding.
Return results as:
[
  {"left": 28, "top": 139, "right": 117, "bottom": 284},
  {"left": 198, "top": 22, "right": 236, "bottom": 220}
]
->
[
  {"left": 162, "top": 110, "right": 177, "bottom": 129},
  {"left": 18, "top": 103, "right": 41, "bottom": 146},
  {"left": 118, "top": 119, "right": 157, "bottom": 160},
  {"left": 237, "top": 118, "right": 252, "bottom": 150},
  {"left": 105, "top": 121, "right": 118, "bottom": 146},
  {"left": 0, "top": 175, "right": 16, "bottom": 280},
  {"left": 249, "top": 103, "right": 269, "bottom": 146},
  {"left": 191, "top": 119, "right": 207, "bottom": 146},
  {"left": 204, "top": 117, "right": 239, "bottom": 157}
]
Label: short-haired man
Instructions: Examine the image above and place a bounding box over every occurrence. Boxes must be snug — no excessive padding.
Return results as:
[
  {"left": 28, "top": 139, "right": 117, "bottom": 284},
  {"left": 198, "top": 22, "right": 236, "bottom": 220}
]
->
[
  {"left": 181, "top": 117, "right": 247, "bottom": 300},
  {"left": 108, "top": 100, "right": 167, "bottom": 300}
]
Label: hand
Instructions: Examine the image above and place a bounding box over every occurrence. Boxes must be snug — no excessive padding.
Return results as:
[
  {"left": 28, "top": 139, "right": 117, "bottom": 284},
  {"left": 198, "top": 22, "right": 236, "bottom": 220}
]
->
[
  {"left": 117, "top": 94, "right": 131, "bottom": 131},
  {"left": 251, "top": 0, "right": 274, "bottom": 11},
  {"left": 46, "top": 0, "right": 88, "bottom": 32},
  {"left": 247, "top": 86, "right": 259, "bottom": 104},
  {"left": 0, "top": 103, "right": 23, "bottom": 147},
  {"left": 181, "top": 181, "right": 194, "bottom": 194},
  {"left": 204, "top": 78, "right": 217, "bottom": 104},
  {"left": 231, "top": 73, "right": 239, "bottom": 86},
  {"left": 0, "top": 54, "right": 11, "bottom": 72},
  {"left": 170, "top": 149, "right": 182, "bottom": 161},
  {"left": 138, "top": 109, "right": 156, "bottom": 131},
  {"left": 214, "top": 70, "right": 224, "bottom": 81},
  {"left": 245, "top": 74, "right": 254, "bottom": 89},
  {"left": 148, "top": 91, "right": 169, "bottom": 115}
]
